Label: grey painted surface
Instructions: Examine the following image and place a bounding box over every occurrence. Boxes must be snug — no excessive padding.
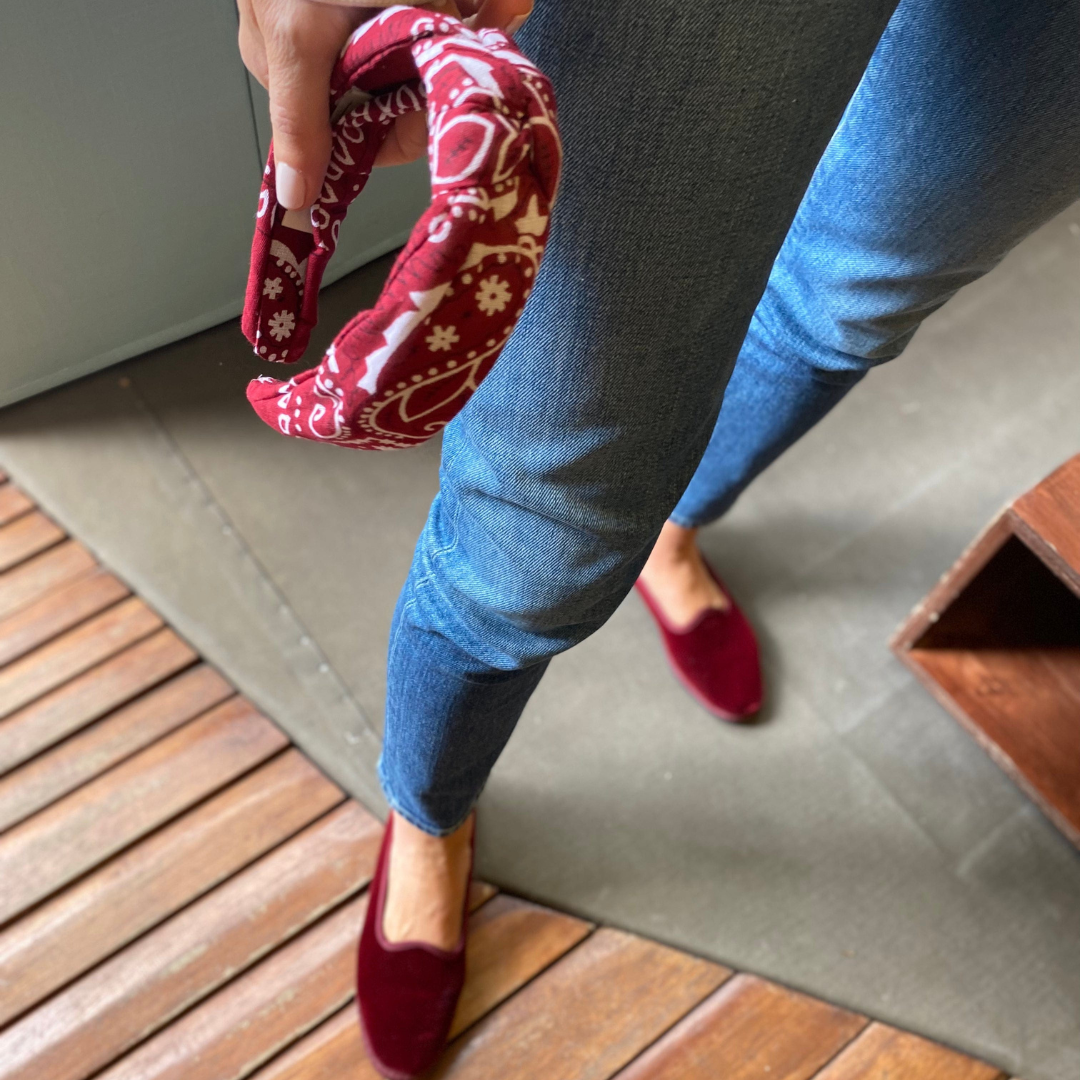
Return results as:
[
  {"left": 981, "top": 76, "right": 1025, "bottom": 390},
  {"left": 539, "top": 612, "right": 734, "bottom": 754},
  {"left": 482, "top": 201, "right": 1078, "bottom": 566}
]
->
[
  {"left": 0, "top": 1, "right": 427, "bottom": 409},
  {"left": 0, "top": 202, "right": 1077, "bottom": 1078}
]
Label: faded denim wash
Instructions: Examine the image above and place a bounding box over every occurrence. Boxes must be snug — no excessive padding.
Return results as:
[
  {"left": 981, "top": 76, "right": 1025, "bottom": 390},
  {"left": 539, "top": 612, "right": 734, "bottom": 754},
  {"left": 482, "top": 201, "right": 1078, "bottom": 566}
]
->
[{"left": 380, "top": 0, "right": 1080, "bottom": 834}]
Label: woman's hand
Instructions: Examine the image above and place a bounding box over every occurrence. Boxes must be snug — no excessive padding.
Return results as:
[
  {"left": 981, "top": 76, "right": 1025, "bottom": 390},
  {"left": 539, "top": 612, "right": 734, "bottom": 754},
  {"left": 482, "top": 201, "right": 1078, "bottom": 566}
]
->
[{"left": 237, "top": 0, "right": 533, "bottom": 212}]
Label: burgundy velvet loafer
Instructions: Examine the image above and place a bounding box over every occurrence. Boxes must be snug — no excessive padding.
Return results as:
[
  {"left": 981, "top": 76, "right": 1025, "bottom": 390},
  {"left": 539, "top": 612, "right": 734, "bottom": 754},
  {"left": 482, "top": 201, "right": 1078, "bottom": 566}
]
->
[
  {"left": 356, "top": 813, "right": 475, "bottom": 1080},
  {"left": 635, "top": 562, "right": 763, "bottom": 721}
]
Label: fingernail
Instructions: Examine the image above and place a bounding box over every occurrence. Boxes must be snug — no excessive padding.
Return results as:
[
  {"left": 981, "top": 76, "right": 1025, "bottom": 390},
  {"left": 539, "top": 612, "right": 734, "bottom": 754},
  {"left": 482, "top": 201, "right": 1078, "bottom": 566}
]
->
[
  {"left": 507, "top": 14, "right": 528, "bottom": 35},
  {"left": 275, "top": 162, "right": 307, "bottom": 210}
]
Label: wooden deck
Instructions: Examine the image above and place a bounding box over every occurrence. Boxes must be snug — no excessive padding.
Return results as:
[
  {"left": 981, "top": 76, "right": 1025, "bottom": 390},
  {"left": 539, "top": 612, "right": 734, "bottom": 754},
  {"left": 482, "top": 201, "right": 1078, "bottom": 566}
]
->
[{"left": 0, "top": 473, "right": 1010, "bottom": 1080}]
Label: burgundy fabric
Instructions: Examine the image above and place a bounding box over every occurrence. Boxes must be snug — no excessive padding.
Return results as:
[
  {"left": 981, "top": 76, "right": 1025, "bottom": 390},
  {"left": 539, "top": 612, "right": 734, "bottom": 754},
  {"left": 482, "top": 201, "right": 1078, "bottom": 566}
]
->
[
  {"left": 242, "top": 6, "right": 561, "bottom": 450},
  {"left": 356, "top": 813, "right": 474, "bottom": 1079},
  {"left": 635, "top": 564, "right": 763, "bottom": 721}
]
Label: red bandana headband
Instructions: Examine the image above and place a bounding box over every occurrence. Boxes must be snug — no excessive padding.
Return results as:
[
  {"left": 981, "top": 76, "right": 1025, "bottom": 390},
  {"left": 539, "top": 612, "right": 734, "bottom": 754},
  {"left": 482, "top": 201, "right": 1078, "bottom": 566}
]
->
[{"left": 241, "top": 5, "right": 561, "bottom": 450}]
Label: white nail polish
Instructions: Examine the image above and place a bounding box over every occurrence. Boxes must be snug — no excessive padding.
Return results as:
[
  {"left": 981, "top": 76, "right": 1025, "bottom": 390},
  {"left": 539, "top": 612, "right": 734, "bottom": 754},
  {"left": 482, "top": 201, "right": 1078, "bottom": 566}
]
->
[{"left": 275, "top": 162, "right": 306, "bottom": 210}]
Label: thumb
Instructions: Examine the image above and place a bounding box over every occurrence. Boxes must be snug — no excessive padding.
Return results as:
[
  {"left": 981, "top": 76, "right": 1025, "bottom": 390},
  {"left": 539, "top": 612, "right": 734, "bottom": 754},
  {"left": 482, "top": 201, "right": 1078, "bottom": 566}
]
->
[{"left": 265, "top": 33, "right": 336, "bottom": 211}]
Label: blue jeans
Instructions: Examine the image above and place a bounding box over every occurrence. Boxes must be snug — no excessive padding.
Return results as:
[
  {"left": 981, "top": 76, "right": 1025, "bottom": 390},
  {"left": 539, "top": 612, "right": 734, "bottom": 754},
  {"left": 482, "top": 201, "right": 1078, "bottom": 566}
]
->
[{"left": 380, "top": 0, "right": 1080, "bottom": 834}]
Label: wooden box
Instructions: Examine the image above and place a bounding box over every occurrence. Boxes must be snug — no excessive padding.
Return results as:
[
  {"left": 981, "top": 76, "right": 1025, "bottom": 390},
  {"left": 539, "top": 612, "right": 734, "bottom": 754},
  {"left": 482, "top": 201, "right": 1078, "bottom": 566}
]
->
[{"left": 892, "top": 454, "right": 1080, "bottom": 848}]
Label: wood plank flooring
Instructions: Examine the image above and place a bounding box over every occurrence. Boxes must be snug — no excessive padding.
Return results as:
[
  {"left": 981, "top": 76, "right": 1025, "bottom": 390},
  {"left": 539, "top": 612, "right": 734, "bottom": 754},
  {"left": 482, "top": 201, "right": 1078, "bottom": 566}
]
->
[{"left": 0, "top": 474, "right": 1011, "bottom": 1080}]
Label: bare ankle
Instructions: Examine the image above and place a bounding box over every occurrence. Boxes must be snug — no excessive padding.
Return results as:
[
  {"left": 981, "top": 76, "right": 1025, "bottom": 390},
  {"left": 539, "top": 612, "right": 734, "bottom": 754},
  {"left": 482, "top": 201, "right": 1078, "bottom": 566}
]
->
[
  {"left": 644, "top": 520, "right": 698, "bottom": 569},
  {"left": 639, "top": 522, "right": 729, "bottom": 625},
  {"left": 382, "top": 812, "right": 473, "bottom": 949}
]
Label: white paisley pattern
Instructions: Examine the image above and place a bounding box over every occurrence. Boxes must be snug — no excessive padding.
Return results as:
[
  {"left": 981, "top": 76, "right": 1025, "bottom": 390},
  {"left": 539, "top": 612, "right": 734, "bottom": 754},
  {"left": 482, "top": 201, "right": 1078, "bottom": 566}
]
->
[{"left": 243, "top": 6, "right": 561, "bottom": 450}]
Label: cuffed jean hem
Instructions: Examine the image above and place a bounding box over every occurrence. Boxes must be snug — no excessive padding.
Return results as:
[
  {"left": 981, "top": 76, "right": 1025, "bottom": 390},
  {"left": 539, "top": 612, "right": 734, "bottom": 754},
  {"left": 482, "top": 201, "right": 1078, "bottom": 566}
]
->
[
  {"left": 667, "top": 341, "right": 869, "bottom": 529},
  {"left": 667, "top": 498, "right": 741, "bottom": 531},
  {"left": 378, "top": 754, "right": 482, "bottom": 837}
]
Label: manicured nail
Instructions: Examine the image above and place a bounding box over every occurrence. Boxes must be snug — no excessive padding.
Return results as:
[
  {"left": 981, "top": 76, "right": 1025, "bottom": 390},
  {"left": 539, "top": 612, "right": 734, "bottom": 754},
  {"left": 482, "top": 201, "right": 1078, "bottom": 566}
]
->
[
  {"left": 275, "top": 162, "right": 306, "bottom": 210},
  {"left": 506, "top": 14, "right": 528, "bottom": 35}
]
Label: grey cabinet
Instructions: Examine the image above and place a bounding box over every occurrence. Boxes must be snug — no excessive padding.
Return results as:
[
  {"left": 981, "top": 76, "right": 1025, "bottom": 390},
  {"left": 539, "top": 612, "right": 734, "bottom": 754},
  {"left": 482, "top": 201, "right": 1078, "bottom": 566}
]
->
[{"left": 0, "top": 1, "right": 427, "bottom": 407}]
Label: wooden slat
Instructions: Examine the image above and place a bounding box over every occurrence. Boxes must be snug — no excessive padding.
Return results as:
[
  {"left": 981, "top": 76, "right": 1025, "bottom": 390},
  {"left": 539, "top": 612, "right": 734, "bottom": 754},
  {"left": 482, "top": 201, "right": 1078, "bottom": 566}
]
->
[
  {"left": 1011, "top": 454, "right": 1080, "bottom": 594},
  {"left": 0, "top": 750, "right": 343, "bottom": 1026},
  {"left": 431, "top": 928, "right": 730, "bottom": 1079},
  {"left": 0, "top": 802, "right": 380, "bottom": 1080},
  {"left": 0, "top": 567, "right": 129, "bottom": 669},
  {"left": 911, "top": 647, "right": 1080, "bottom": 844},
  {"left": 0, "top": 627, "right": 196, "bottom": 774},
  {"left": 615, "top": 973, "right": 867, "bottom": 1080},
  {"left": 0, "top": 511, "right": 65, "bottom": 574},
  {"left": 0, "top": 597, "right": 162, "bottom": 721},
  {"left": 254, "top": 894, "right": 594, "bottom": 1080},
  {"left": 0, "top": 665, "right": 233, "bottom": 832},
  {"left": 0, "top": 485, "right": 33, "bottom": 528},
  {"left": 468, "top": 880, "right": 498, "bottom": 910},
  {"left": 248, "top": 1009, "right": 360, "bottom": 1080},
  {"left": 0, "top": 540, "right": 98, "bottom": 623},
  {"left": 0, "top": 698, "right": 287, "bottom": 925},
  {"left": 452, "top": 894, "right": 593, "bottom": 1038},
  {"left": 98, "top": 896, "right": 369, "bottom": 1080},
  {"left": 99, "top": 878, "right": 496, "bottom": 1080},
  {"left": 813, "top": 1023, "right": 1005, "bottom": 1080}
]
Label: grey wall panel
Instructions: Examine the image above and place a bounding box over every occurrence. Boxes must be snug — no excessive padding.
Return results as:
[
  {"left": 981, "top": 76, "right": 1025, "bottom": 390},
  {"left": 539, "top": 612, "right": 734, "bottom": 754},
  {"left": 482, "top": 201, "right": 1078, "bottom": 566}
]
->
[
  {"left": 0, "top": 2, "right": 427, "bottom": 409},
  {"left": 0, "top": 1, "right": 260, "bottom": 405}
]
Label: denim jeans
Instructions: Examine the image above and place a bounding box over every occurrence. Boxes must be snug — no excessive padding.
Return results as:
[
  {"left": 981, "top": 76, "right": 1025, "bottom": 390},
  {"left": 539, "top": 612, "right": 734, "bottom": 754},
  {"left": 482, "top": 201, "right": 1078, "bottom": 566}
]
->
[{"left": 380, "top": 0, "right": 1080, "bottom": 834}]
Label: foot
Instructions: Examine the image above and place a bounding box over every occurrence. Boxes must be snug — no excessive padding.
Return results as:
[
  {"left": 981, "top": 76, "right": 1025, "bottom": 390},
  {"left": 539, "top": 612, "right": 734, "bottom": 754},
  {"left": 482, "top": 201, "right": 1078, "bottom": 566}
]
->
[
  {"left": 636, "top": 522, "right": 763, "bottom": 720},
  {"left": 638, "top": 520, "right": 729, "bottom": 629},
  {"left": 381, "top": 811, "right": 474, "bottom": 950}
]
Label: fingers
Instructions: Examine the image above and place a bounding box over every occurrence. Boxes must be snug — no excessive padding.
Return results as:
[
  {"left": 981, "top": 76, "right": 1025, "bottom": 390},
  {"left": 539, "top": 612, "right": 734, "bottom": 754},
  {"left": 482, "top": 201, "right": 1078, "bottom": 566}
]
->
[
  {"left": 374, "top": 110, "right": 430, "bottom": 168},
  {"left": 468, "top": 0, "right": 533, "bottom": 33},
  {"left": 422, "top": 0, "right": 464, "bottom": 16},
  {"left": 259, "top": 1, "right": 369, "bottom": 210},
  {"left": 264, "top": 25, "right": 337, "bottom": 209},
  {"left": 237, "top": 0, "right": 269, "bottom": 88},
  {"left": 239, "top": 0, "right": 532, "bottom": 201}
]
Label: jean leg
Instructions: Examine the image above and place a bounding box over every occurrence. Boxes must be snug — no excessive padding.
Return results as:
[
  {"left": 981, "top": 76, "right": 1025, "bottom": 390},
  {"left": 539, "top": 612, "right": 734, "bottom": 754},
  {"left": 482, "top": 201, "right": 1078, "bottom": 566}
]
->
[
  {"left": 670, "top": 337, "right": 865, "bottom": 527},
  {"left": 378, "top": 590, "right": 550, "bottom": 836},
  {"left": 673, "top": 0, "right": 1080, "bottom": 527},
  {"left": 381, "top": 0, "right": 900, "bottom": 834}
]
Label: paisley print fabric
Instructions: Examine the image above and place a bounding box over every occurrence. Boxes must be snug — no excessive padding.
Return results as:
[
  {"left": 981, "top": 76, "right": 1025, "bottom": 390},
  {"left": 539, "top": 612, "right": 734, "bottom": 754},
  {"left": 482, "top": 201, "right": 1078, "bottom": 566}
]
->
[{"left": 241, "top": 5, "right": 562, "bottom": 450}]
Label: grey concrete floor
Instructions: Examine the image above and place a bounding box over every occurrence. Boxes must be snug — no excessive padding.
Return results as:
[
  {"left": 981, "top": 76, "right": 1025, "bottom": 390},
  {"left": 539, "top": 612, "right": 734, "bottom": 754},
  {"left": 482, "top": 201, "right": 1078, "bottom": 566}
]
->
[{"left": 1, "top": 206, "right": 1078, "bottom": 1079}]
